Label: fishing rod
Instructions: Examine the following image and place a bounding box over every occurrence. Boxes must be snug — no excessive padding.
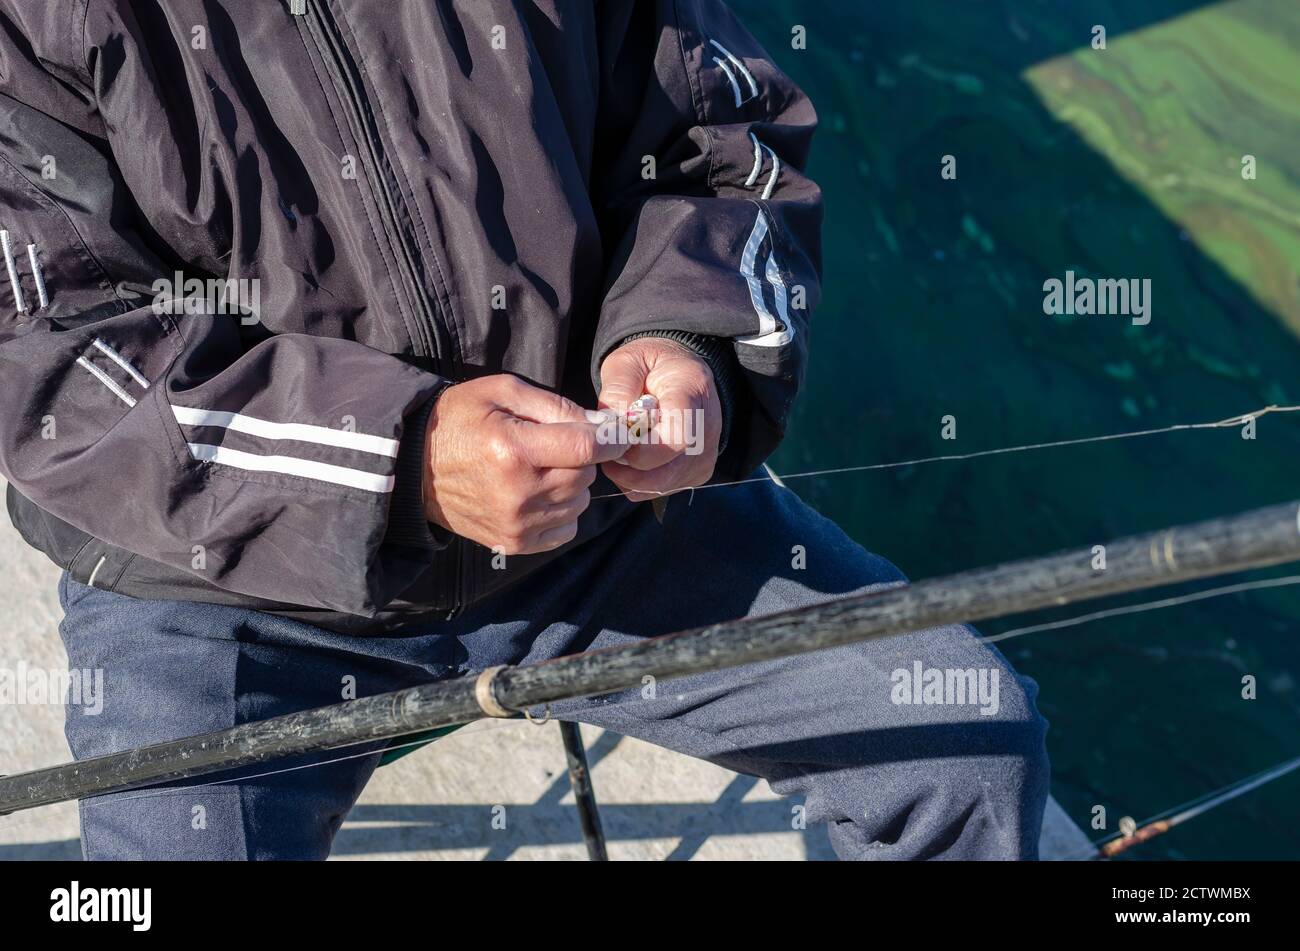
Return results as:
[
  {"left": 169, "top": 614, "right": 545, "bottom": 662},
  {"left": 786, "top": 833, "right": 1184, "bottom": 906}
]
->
[
  {"left": 1090, "top": 753, "right": 1300, "bottom": 860},
  {"left": 2, "top": 498, "right": 1299, "bottom": 817}
]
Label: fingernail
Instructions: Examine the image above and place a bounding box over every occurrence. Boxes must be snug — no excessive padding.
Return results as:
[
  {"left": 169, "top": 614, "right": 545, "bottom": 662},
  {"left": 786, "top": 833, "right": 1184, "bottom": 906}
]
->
[{"left": 585, "top": 409, "right": 618, "bottom": 425}]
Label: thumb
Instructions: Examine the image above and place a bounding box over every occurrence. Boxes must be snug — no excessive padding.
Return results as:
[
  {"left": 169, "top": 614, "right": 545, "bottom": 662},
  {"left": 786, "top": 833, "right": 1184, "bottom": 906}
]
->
[
  {"left": 597, "top": 346, "right": 650, "bottom": 413},
  {"left": 494, "top": 374, "right": 589, "bottom": 425}
]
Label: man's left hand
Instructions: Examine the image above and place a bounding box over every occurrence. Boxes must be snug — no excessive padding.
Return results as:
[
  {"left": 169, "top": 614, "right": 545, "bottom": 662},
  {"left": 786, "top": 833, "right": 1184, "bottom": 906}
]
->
[{"left": 597, "top": 337, "right": 722, "bottom": 503}]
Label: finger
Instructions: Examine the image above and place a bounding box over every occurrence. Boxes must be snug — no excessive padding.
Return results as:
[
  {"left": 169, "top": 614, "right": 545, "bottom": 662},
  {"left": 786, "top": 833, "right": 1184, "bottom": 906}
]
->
[
  {"left": 603, "top": 452, "right": 704, "bottom": 500},
  {"left": 522, "top": 487, "right": 591, "bottom": 532},
  {"left": 597, "top": 347, "right": 649, "bottom": 415},
  {"left": 614, "top": 385, "right": 704, "bottom": 471},
  {"left": 530, "top": 520, "right": 580, "bottom": 553},
  {"left": 615, "top": 438, "right": 681, "bottom": 472},
  {"left": 495, "top": 374, "right": 589, "bottom": 425},
  {"left": 534, "top": 464, "right": 597, "bottom": 505},
  {"left": 512, "top": 419, "right": 627, "bottom": 468},
  {"left": 657, "top": 382, "right": 719, "bottom": 450}
]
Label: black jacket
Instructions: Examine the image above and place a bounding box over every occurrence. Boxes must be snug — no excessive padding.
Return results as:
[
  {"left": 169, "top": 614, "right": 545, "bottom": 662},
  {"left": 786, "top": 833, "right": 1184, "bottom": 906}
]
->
[{"left": 0, "top": 0, "right": 821, "bottom": 633}]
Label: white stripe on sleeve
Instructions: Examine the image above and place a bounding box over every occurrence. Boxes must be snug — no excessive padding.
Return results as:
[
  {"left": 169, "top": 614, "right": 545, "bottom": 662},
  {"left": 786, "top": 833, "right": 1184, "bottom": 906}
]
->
[
  {"left": 171, "top": 406, "right": 399, "bottom": 458},
  {"left": 186, "top": 443, "right": 395, "bottom": 493}
]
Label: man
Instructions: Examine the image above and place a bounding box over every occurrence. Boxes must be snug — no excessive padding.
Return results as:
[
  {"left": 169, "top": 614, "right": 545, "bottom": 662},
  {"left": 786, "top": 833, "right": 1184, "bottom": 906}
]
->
[{"left": 0, "top": 1, "right": 1048, "bottom": 859}]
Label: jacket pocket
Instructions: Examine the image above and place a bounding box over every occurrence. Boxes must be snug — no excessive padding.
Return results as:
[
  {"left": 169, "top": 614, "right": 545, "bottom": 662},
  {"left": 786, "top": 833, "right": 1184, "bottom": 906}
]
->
[{"left": 0, "top": 154, "right": 129, "bottom": 328}]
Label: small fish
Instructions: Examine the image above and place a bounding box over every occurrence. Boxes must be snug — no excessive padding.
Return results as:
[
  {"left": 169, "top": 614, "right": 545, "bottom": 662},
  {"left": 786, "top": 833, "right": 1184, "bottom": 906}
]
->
[{"left": 624, "top": 394, "right": 657, "bottom": 441}]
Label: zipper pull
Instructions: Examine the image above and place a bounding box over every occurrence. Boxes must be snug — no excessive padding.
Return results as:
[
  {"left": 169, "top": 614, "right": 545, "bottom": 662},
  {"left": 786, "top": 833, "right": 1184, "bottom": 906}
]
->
[{"left": 289, "top": 0, "right": 306, "bottom": 15}]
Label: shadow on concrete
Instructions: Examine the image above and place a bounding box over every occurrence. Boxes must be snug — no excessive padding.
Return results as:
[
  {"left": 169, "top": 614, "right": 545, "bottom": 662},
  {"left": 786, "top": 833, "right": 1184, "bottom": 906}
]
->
[{"left": 0, "top": 730, "right": 835, "bottom": 861}]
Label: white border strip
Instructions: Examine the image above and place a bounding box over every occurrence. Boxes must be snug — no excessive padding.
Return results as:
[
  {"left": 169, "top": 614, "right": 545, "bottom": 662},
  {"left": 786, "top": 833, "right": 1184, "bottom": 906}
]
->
[
  {"left": 712, "top": 56, "right": 743, "bottom": 108},
  {"left": 76, "top": 356, "right": 137, "bottom": 407},
  {"left": 92, "top": 338, "right": 149, "bottom": 389},
  {"left": 736, "top": 209, "right": 796, "bottom": 348},
  {"left": 26, "top": 244, "right": 48, "bottom": 309},
  {"left": 186, "top": 442, "right": 395, "bottom": 493},
  {"left": 760, "top": 145, "right": 781, "bottom": 199},
  {"left": 709, "top": 40, "right": 759, "bottom": 100},
  {"left": 737, "top": 210, "right": 774, "bottom": 337},
  {"left": 87, "top": 555, "right": 107, "bottom": 588},
  {"left": 746, "top": 132, "right": 763, "bottom": 187},
  {"left": 1, "top": 230, "right": 26, "bottom": 314},
  {"left": 765, "top": 245, "right": 794, "bottom": 336},
  {"left": 171, "top": 405, "right": 399, "bottom": 458}
]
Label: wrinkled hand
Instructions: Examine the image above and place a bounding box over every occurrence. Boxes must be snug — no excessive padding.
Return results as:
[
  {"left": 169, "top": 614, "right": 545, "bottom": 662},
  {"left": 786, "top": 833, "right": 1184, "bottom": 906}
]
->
[
  {"left": 598, "top": 337, "right": 722, "bottom": 503},
  {"left": 424, "top": 375, "right": 627, "bottom": 554}
]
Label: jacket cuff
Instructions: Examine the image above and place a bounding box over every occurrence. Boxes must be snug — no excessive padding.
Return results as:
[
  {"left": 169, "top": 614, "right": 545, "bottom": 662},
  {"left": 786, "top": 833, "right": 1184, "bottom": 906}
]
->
[
  {"left": 386, "top": 384, "right": 453, "bottom": 551},
  {"left": 617, "top": 330, "right": 739, "bottom": 456}
]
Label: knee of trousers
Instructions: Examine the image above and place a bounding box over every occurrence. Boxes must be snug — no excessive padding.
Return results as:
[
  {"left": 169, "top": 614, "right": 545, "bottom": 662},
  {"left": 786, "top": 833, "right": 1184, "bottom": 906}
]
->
[
  {"left": 865, "top": 677, "right": 1050, "bottom": 860},
  {"left": 854, "top": 667, "right": 1051, "bottom": 858}
]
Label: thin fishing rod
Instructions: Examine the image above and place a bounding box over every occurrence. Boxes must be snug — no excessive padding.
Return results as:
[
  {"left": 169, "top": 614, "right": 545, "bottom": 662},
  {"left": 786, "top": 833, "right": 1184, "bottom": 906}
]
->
[
  {"left": 2, "top": 499, "right": 1299, "bottom": 817},
  {"left": 1086, "top": 753, "right": 1300, "bottom": 859}
]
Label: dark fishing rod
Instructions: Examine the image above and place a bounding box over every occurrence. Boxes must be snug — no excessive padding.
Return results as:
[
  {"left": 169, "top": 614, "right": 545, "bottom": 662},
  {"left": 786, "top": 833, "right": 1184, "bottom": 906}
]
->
[
  {"left": 1090, "top": 753, "right": 1300, "bottom": 859},
  {"left": 2, "top": 499, "right": 1299, "bottom": 817}
]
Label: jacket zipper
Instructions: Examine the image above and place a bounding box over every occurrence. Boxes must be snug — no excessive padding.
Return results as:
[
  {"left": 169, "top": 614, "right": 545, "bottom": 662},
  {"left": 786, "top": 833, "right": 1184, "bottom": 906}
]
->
[
  {"left": 302, "top": 0, "right": 451, "bottom": 369},
  {"left": 301, "top": 1, "right": 469, "bottom": 614}
]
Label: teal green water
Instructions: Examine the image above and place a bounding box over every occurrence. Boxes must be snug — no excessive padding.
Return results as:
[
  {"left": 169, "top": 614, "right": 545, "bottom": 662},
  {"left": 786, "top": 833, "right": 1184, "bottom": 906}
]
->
[{"left": 736, "top": 0, "right": 1300, "bottom": 858}]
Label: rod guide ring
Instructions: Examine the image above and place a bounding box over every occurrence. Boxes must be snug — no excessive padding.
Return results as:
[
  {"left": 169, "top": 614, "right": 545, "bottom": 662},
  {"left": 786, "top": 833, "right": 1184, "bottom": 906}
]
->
[{"left": 474, "top": 665, "right": 513, "bottom": 718}]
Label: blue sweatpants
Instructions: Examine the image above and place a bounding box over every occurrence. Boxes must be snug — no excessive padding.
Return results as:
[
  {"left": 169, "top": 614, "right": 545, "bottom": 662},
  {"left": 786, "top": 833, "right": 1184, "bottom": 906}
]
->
[{"left": 58, "top": 478, "right": 1049, "bottom": 860}]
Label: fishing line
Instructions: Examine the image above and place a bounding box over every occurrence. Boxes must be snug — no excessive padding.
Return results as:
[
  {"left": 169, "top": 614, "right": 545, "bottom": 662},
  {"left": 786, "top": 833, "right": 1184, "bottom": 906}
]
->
[
  {"left": 983, "top": 574, "right": 1300, "bottom": 644},
  {"left": 6, "top": 406, "right": 1299, "bottom": 846},
  {"left": 593, "top": 403, "right": 1300, "bottom": 501}
]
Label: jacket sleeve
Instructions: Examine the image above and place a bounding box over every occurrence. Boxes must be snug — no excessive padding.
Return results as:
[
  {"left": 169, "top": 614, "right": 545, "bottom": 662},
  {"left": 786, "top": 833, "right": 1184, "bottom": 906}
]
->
[
  {"left": 591, "top": 0, "right": 823, "bottom": 479},
  {"left": 0, "top": 3, "right": 446, "bottom": 616}
]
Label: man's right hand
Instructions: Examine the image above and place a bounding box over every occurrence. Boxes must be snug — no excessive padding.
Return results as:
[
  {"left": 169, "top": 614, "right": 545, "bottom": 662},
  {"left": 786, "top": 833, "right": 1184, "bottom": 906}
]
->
[{"left": 422, "top": 375, "right": 626, "bottom": 555}]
